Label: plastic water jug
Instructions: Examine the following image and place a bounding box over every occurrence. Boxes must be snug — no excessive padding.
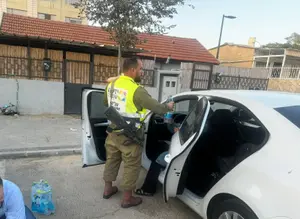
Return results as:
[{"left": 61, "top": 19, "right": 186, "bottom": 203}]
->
[{"left": 31, "top": 180, "right": 55, "bottom": 215}]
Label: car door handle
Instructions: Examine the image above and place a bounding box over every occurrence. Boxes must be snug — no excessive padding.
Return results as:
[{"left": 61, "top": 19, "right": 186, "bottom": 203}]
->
[{"left": 94, "top": 122, "right": 109, "bottom": 127}]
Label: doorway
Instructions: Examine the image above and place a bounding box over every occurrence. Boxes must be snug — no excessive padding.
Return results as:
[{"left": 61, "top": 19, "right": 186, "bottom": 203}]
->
[{"left": 160, "top": 74, "right": 179, "bottom": 102}]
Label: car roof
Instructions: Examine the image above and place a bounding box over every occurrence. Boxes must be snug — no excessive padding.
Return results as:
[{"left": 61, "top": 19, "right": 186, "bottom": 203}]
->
[{"left": 183, "top": 90, "right": 300, "bottom": 108}]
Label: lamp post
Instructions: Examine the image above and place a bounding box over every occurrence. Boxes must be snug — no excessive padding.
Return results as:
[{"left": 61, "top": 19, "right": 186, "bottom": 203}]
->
[{"left": 216, "top": 14, "right": 236, "bottom": 59}]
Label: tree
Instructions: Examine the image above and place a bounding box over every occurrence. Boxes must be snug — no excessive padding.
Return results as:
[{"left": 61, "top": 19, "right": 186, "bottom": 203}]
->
[
  {"left": 285, "top": 32, "right": 300, "bottom": 46},
  {"left": 75, "top": 0, "right": 193, "bottom": 74},
  {"left": 263, "top": 32, "right": 300, "bottom": 50}
]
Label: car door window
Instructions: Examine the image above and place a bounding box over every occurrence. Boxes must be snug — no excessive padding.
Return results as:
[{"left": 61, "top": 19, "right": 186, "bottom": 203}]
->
[
  {"left": 179, "top": 98, "right": 209, "bottom": 144},
  {"left": 174, "top": 99, "right": 198, "bottom": 114},
  {"left": 88, "top": 91, "right": 107, "bottom": 119}
]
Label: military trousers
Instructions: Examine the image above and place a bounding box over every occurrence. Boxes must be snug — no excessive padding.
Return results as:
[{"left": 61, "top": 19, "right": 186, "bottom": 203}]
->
[{"left": 103, "top": 132, "right": 142, "bottom": 191}]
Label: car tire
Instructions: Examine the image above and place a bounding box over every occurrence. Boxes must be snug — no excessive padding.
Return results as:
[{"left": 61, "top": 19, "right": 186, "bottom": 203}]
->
[{"left": 210, "top": 198, "right": 258, "bottom": 219}]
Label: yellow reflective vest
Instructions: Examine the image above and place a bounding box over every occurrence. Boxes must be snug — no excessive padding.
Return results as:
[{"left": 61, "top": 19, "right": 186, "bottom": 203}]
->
[{"left": 107, "top": 75, "right": 147, "bottom": 128}]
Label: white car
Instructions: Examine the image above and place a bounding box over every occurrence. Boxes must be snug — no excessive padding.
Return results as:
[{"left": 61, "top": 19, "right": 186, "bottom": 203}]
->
[{"left": 81, "top": 89, "right": 300, "bottom": 219}]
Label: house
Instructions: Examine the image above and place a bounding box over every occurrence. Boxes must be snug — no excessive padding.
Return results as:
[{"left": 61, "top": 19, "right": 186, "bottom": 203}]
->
[
  {"left": 0, "top": 0, "right": 87, "bottom": 24},
  {"left": 0, "top": 13, "right": 218, "bottom": 114},
  {"left": 209, "top": 38, "right": 256, "bottom": 68},
  {"left": 253, "top": 47, "right": 300, "bottom": 79}
]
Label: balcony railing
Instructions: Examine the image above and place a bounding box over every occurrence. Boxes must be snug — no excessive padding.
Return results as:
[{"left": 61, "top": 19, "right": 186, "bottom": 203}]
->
[{"left": 266, "top": 67, "right": 300, "bottom": 79}]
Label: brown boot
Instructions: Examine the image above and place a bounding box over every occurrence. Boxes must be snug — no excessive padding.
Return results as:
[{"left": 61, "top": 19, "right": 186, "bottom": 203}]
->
[
  {"left": 121, "top": 190, "right": 142, "bottom": 208},
  {"left": 103, "top": 181, "right": 119, "bottom": 199}
]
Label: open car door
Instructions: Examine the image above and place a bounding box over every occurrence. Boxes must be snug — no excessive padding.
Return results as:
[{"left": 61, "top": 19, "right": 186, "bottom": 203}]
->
[
  {"left": 163, "top": 97, "right": 210, "bottom": 202},
  {"left": 82, "top": 88, "right": 108, "bottom": 167}
]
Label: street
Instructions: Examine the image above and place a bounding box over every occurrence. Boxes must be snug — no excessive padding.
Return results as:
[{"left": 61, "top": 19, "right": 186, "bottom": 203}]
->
[{"left": 2, "top": 155, "right": 200, "bottom": 219}]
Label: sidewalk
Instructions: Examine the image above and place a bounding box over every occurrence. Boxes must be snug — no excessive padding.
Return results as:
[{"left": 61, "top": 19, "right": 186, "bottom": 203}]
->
[{"left": 0, "top": 115, "right": 81, "bottom": 158}]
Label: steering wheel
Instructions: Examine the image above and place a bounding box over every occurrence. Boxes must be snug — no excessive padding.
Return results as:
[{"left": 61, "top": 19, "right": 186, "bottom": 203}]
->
[{"left": 166, "top": 113, "right": 187, "bottom": 134}]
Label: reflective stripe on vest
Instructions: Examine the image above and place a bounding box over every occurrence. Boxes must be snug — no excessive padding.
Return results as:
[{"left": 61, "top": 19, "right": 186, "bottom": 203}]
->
[{"left": 107, "top": 75, "right": 147, "bottom": 128}]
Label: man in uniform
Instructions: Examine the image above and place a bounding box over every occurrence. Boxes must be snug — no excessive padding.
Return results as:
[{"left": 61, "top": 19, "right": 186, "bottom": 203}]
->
[{"left": 103, "top": 57, "right": 174, "bottom": 208}]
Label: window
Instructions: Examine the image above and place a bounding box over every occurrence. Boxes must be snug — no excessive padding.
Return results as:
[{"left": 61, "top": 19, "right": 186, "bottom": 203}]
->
[
  {"left": 275, "top": 105, "right": 300, "bottom": 128},
  {"left": 38, "top": 13, "right": 56, "bottom": 20},
  {"left": 179, "top": 99, "right": 206, "bottom": 144},
  {"left": 7, "top": 8, "right": 27, "bottom": 16},
  {"left": 171, "top": 81, "right": 176, "bottom": 87},
  {"left": 166, "top": 81, "right": 170, "bottom": 87},
  {"left": 65, "top": 17, "right": 82, "bottom": 24},
  {"left": 88, "top": 91, "right": 107, "bottom": 119},
  {"left": 175, "top": 99, "right": 197, "bottom": 114}
]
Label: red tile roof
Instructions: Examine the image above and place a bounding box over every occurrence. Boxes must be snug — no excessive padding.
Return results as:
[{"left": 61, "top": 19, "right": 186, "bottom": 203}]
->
[{"left": 0, "top": 13, "right": 219, "bottom": 64}]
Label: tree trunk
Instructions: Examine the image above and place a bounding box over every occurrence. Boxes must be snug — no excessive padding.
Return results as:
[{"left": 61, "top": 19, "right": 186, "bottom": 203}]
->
[{"left": 118, "top": 44, "right": 122, "bottom": 75}]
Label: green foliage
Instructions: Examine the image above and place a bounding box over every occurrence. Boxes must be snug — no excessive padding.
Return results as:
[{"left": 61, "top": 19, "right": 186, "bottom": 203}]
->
[{"left": 263, "top": 32, "right": 300, "bottom": 50}]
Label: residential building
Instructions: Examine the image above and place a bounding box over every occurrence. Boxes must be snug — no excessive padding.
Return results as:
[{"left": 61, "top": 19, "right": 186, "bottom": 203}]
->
[
  {"left": 0, "top": 13, "right": 218, "bottom": 113},
  {"left": 0, "top": 0, "right": 87, "bottom": 24},
  {"left": 209, "top": 38, "right": 256, "bottom": 68},
  {"left": 253, "top": 47, "right": 300, "bottom": 79}
]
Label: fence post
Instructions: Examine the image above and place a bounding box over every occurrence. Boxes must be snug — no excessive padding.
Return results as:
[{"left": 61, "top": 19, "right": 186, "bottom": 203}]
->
[
  {"left": 237, "top": 75, "right": 241, "bottom": 89},
  {"left": 27, "top": 40, "right": 32, "bottom": 79},
  {"left": 44, "top": 42, "right": 48, "bottom": 81},
  {"left": 189, "top": 63, "right": 196, "bottom": 90},
  {"left": 62, "top": 51, "right": 67, "bottom": 83},
  {"left": 207, "top": 65, "right": 213, "bottom": 90},
  {"left": 89, "top": 52, "right": 94, "bottom": 84}
]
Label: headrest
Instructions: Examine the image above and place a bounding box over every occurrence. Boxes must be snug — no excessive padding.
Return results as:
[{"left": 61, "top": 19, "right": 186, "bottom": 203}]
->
[{"left": 210, "top": 109, "right": 234, "bottom": 126}]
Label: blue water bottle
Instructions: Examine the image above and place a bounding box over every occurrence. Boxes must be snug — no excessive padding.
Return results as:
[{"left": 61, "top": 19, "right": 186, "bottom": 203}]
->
[{"left": 164, "top": 96, "right": 174, "bottom": 124}]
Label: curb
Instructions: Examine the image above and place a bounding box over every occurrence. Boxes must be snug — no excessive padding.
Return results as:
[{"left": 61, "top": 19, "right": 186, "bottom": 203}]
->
[{"left": 0, "top": 147, "right": 82, "bottom": 159}]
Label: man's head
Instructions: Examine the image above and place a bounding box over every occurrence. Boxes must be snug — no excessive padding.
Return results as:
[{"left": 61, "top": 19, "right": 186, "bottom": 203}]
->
[
  {"left": 122, "top": 57, "right": 143, "bottom": 83},
  {"left": 0, "top": 177, "right": 3, "bottom": 203}
]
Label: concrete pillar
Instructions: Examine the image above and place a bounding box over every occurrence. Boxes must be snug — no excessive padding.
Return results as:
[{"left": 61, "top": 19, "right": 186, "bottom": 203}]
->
[{"left": 27, "top": 0, "right": 37, "bottom": 17}]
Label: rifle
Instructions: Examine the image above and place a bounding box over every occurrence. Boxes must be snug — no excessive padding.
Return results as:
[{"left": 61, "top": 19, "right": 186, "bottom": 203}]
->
[{"left": 104, "top": 106, "right": 144, "bottom": 146}]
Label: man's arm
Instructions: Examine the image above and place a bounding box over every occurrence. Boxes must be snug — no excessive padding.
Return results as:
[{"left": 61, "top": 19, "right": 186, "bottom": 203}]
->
[
  {"left": 133, "top": 87, "right": 170, "bottom": 115},
  {"left": 5, "top": 185, "right": 25, "bottom": 219}
]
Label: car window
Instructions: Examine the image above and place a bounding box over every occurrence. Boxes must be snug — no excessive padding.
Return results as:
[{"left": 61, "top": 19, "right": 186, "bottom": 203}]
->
[
  {"left": 88, "top": 91, "right": 107, "bottom": 119},
  {"left": 179, "top": 99, "right": 207, "bottom": 144},
  {"left": 175, "top": 99, "right": 197, "bottom": 114},
  {"left": 210, "top": 102, "right": 233, "bottom": 111},
  {"left": 274, "top": 105, "right": 300, "bottom": 128}
]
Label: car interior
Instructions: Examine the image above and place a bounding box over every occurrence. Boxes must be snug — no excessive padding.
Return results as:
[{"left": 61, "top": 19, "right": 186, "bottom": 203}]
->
[{"left": 145, "top": 97, "right": 268, "bottom": 197}]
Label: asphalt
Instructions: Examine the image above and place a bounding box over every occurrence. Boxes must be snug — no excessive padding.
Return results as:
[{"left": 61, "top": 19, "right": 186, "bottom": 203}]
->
[
  {"left": 0, "top": 115, "right": 81, "bottom": 158},
  {"left": 1, "top": 155, "right": 200, "bottom": 219}
]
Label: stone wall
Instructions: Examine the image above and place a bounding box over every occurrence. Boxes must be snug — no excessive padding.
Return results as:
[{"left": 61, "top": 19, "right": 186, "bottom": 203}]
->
[{"left": 268, "top": 78, "right": 300, "bottom": 93}]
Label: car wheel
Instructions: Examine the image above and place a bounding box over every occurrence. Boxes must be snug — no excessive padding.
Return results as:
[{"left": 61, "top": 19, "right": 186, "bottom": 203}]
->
[{"left": 210, "top": 198, "right": 258, "bottom": 219}]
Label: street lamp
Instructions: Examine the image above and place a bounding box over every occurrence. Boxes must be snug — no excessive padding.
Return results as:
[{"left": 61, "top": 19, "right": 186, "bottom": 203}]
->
[{"left": 216, "top": 14, "right": 237, "bottom": 59}]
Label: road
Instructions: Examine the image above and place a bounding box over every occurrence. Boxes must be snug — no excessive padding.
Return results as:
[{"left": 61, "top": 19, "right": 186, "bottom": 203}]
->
[{"left": 2, "top": 155, "right": 200, "bottom": 219}]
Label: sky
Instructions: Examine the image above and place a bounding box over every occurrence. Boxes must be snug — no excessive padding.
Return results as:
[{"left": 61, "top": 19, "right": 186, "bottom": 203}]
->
[{"left": 162, "top": 0, "right": 300, "bottom": 49}]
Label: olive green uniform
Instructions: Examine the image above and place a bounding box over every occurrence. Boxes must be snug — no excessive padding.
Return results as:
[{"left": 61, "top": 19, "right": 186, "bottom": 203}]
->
[{"left": 103, "top": 86, "right": 169, "bottom": 190}]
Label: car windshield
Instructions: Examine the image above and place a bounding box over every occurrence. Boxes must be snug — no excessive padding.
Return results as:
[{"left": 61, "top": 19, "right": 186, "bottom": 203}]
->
[{"left": 274, "top": 105, "right": 300, "bottom": 128}]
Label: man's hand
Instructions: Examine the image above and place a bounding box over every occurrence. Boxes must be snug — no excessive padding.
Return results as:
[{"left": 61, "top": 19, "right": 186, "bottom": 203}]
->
[{"left": 167, "top": 101, "right": 174, "bottom": 110}]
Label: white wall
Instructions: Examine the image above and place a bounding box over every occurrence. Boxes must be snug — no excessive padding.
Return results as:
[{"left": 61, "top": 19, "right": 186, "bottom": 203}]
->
[{"left": 0, "top": 78, "right": 64, "bottom": 115}]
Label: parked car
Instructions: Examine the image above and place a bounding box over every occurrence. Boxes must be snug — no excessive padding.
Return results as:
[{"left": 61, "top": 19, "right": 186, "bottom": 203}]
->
[{"left": 81, "top": 89, "right": 300, "bottom": 219}]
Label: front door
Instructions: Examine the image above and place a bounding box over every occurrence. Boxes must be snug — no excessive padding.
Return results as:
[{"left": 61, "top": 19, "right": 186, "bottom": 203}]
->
[
  {"left": 81, "top": 88, "right": 108, "bottom": 167},
  {"left": 161, "top": 76, "right": 178, "bottom": 101},
  {"left": 163, "top": 97, "right": 210, "bottom": 202}
]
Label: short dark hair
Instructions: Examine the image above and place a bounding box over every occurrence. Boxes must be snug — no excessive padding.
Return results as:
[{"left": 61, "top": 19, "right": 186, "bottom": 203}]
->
[
  {"left": 122, "top": 57, "right": 140, "bottom": 72},
  {"left": 0, "top": 177, "right": 2, "bottom": 186}
]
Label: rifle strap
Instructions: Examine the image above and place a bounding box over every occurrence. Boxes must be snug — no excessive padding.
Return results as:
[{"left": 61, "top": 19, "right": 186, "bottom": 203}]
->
[{"left": 109, "top": 79, "right": 117, "bottom": 107}]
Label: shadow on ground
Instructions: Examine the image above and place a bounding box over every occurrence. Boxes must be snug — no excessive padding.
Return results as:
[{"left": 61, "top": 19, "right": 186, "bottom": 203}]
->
[{"left": 3, "top": 155, "right": 200, "bottom": 219}]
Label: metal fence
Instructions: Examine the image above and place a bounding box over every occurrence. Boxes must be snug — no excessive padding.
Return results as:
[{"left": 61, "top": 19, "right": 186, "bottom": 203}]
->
[
  {"left": 267, "top": 67, "right": 300, "bottom": 79},
  {"left": 0, "top": 56, "right": 155, "bottom": 86},
  {"left": 191, "top": 73, "right": 269, "bottom": 91},
  {"left": 211, "top": 74, "right": 269, "bottom": 90}
]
